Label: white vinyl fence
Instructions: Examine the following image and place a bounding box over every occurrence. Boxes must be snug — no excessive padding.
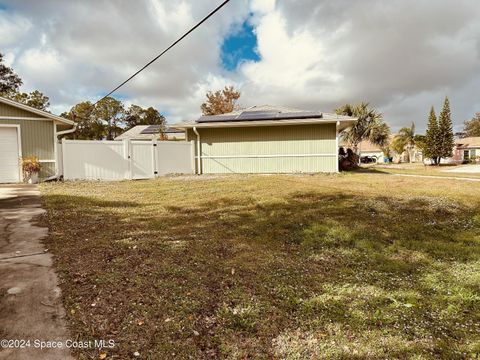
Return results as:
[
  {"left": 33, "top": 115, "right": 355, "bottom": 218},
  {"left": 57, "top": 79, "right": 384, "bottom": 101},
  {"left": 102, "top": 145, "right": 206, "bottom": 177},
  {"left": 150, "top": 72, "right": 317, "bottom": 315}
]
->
[{"left": 61, "top": 139, "right": 194, "bottom": 181}]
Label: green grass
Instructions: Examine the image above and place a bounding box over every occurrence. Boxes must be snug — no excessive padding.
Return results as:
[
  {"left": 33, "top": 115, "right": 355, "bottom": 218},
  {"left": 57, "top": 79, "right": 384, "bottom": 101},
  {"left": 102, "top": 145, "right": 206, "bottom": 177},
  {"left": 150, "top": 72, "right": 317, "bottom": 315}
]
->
[{"left": 40, "top": 173, "right": 480, "bottom": 359}]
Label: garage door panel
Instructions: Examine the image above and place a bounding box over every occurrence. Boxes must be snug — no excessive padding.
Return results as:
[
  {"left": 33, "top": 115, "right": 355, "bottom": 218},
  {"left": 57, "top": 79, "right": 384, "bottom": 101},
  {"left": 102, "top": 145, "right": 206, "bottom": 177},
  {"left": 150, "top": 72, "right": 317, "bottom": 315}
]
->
[{"left": 0, "top": 127, "right": 20, "bottom": 183}]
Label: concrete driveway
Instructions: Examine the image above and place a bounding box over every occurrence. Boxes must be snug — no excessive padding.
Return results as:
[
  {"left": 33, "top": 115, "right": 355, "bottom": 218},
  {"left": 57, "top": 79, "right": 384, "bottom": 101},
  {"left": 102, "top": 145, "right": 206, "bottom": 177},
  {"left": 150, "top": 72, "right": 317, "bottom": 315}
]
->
[
  {"left": 0, "top": 185, "right": 72, "bottom": 360},
  {"left": 443, "top": 164, "right": 480, "bottom": 173}
]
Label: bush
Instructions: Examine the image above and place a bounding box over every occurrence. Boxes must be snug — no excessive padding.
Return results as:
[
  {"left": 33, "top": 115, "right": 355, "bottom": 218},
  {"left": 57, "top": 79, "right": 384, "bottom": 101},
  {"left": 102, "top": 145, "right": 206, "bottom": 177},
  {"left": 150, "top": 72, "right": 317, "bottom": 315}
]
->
[{"left": 21, "top": 156, "right": 41, "bottom": 179}]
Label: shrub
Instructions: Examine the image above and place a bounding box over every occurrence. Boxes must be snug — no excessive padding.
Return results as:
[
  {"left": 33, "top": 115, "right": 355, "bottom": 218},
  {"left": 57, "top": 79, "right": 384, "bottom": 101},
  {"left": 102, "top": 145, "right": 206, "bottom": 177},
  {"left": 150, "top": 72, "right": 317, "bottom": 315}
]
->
[{"left": 21, "top": 156, "right": 41, "bottom": 179}]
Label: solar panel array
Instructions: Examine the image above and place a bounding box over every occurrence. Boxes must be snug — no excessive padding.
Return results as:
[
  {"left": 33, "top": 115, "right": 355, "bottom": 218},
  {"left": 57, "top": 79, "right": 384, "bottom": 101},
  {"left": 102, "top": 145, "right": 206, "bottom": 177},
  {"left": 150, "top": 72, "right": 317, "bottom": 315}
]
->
[
  {"left": 140, "top": 125, "right": 162, "bottom": 134},
  {"left": 196, "top": 110, "right": 323, "bottom": 123}
]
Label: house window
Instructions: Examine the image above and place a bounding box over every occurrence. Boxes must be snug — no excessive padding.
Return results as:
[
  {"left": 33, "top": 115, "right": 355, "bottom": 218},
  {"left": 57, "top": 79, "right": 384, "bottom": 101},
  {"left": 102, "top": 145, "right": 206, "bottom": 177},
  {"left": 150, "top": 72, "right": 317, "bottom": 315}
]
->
[{"left": 464, "top": 150, "right": 470, "bottom": 160}]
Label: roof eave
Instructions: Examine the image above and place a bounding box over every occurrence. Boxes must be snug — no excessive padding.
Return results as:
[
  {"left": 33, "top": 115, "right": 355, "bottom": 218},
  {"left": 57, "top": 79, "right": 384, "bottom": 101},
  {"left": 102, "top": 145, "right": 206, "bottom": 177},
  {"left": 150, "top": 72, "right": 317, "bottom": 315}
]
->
[
  {"left": 0, "top": 96, "right": 75, "bottom": 126},
  {"left": 173, "top": 117, "right": 356, "bottom": 129}
]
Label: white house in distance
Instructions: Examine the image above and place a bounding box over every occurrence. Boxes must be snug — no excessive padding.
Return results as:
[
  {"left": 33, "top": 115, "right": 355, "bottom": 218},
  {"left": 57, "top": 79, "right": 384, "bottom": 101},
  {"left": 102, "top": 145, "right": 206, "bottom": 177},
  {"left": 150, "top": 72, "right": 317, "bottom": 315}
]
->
[{"left": 339, "top": 140, "right": 386, "bottom": 163}]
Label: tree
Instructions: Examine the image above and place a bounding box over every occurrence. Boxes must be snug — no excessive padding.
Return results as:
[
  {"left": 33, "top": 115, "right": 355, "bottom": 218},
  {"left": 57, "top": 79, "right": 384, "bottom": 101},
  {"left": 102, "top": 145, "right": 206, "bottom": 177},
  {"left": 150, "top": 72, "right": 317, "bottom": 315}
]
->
[
  {"left": 396, "top": 122, "right": 416, "bottom": 163},
  {"left": 61, "top": 102, "right": 105, "bottom": 140},
  {"left": 335, "top": 102, "right": 390, "bottom": 154},
  {"left": 437, "top": 97, "right": 454, "bottom": 160},
  {"left": 0, "top": 53, "right": 22, "bottom": 95},
  {"left": 390, "top": 136, "right": 407, "bottom": 162},
  {"left": 95, "top": 97, "right": 125, "bottom": 140},
  {"left": 413, "top": 134, "right": 427, "bottom": 155},
  {"left": 463, "top": 113, "right": 480, "bottom": 137},
  {"left": 424, "top": 107, "right": 440, "bottom": 165},
  {"left": 125, "top": 105, "right": 166, "bottom": 130},
  {"left": 10, "top": 90, "right": 50, "bottom": 111},
  {"left": 201, "top": 86, "right": 241, "bottom": 115}
]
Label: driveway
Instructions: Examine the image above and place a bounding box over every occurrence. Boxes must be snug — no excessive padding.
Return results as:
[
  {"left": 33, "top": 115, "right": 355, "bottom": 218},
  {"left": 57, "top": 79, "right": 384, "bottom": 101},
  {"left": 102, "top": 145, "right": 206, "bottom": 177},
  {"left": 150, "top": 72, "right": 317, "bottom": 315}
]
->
[
  {"left": 0, "top": 185, "right": 72, "bottom": 360},
  {"left": 443, "top": 164, "right": 480, "bottom": 173}
]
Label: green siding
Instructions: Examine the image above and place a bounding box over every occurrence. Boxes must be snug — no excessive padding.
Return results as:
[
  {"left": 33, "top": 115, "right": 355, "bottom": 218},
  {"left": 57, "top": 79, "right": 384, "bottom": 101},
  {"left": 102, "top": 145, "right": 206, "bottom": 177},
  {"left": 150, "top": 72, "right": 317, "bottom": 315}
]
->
[
  {"left": 0, "top": 119, "right": 54, "bottom": 159},
  {"left": 39, "top": 162, "right": 56, "bottom": 179},
  {"left": 0, "top": 101, "right": 44, "bottom": 118},
  {"left": 0, "top": 102, "right": 56, "bottom": 180},
  {"left": 187, "top": 124, "right": 337, "bottom": 173}
]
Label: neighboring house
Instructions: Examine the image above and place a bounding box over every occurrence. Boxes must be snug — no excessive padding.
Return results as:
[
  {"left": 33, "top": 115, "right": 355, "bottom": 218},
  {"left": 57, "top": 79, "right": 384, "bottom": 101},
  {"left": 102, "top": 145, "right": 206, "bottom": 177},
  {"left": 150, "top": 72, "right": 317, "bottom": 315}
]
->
[
  {"left": 453, "top": 137, "right": 480, "bottom": 163},
  {"left": 114, "top": 125, "right": 185, "bottom": 141},
  {"left": 339, "top": 140, "right": 386, "bottom": 163},
  {"left": 174, "top": 105, "right": 356, "bottom": 174},
  {"left": 0, "top": 96, "right": 76, "bottom": 183}
]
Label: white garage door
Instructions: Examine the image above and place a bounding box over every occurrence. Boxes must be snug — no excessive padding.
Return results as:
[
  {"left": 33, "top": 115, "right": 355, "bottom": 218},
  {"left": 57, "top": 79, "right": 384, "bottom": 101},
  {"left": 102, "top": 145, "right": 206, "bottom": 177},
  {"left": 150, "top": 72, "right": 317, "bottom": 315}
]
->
[{"left": 0, "top": 127, "right": 20, "bottom": 183}]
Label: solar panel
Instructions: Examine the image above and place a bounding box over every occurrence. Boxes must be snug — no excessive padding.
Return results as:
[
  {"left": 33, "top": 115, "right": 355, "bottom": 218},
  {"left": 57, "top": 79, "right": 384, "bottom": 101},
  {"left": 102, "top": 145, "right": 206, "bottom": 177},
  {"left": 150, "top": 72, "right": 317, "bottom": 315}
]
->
[
  {"left": 197, "top": 115, "right": 238, "bottom": 123},
  {"left": 195, "top": 110, "right": 323, "bottom": 123},
  {"left": 237, "top": 111, "right": 279, "bottom": 120},
  {"left": 140, "top": 125, "right": 162, "bottom": 134},
  {"left": 279, "top": 112, "right": 322, "bottom": 119}
]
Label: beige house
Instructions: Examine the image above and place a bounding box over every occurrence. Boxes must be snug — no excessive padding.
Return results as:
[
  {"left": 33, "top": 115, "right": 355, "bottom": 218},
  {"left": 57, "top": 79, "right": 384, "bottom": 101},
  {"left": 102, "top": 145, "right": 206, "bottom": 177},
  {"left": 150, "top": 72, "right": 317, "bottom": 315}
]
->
[
  {"left": 0, "top": 96, "right": 76, "bottom": 183},
  {"left": 340, "top": 140, "right": 387, "bottom": 163},
  {"left": 175, "top": 105, "right": 356, "bottom": 174},
  {"left": 454, "top": 137, "right": 480, "bottom": 162}
]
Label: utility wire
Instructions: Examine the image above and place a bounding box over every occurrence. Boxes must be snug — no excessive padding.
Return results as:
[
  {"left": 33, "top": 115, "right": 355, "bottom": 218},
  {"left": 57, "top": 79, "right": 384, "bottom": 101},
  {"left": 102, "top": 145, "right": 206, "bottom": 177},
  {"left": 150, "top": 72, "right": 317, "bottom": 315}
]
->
[{"left": 93, "top": 0, "right": 232, "bottom": 106}]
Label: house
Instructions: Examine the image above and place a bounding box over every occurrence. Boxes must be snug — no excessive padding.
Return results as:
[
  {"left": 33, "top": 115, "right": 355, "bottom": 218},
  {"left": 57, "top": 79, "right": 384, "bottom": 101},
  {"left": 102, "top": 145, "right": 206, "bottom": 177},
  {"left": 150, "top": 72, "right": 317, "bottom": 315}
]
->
[
  {"left": 454, "top": 137, "right": 480, "bottom": 163},
  {"left": 114, "top": 125, "right": 185, "bottom": 141},
  {"left": 0, "top": 96, "right": 76, "bottom": 183},
  {"left": 339, "top": 140, "right": 386, "bottom": 163},
  {"left": 174, "top": 105, "right": 356, "bottom": 174}
]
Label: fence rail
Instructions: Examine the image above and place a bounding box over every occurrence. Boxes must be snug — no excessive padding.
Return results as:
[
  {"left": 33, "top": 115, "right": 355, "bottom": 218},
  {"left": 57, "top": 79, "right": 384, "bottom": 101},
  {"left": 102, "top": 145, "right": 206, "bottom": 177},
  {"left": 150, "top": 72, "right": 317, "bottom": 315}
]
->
[{"left": 61, "top": 139, "right": 194, "bottom": 181}]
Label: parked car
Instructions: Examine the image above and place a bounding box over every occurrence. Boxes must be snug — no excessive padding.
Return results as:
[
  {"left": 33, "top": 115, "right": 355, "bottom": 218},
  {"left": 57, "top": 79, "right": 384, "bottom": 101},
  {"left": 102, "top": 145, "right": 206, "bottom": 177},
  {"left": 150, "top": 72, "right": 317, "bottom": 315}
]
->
[{"left": 360, "top": 155, "right": 378, "bottom": 164}]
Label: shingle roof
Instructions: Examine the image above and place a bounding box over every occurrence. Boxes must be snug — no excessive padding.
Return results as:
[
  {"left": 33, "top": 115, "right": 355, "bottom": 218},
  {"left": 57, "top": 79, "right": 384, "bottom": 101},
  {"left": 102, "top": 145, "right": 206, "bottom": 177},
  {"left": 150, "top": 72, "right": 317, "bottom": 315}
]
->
[{"left": 456, "top": 137, "right": 480, "bottom": 148}]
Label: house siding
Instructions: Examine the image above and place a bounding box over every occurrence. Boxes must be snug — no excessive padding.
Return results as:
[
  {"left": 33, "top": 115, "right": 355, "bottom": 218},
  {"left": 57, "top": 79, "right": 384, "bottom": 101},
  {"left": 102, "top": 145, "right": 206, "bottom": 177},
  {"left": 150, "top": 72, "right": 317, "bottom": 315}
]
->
[
  {"left": 187, "top": 123, "right": 337, "bottom": 173},
  {"left": 0, "top": 102, "right": 56, "bottom": 179}
]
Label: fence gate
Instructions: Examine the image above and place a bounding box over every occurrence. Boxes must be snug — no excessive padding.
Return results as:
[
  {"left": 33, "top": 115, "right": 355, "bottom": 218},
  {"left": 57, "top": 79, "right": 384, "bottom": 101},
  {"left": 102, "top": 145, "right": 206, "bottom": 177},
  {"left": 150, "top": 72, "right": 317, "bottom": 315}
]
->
[
  {"left": 62, "top": 139, "right": 194, "bottom": 181},
  {"left": 129, "top": 141, "right": 156, "bottom": 180}
]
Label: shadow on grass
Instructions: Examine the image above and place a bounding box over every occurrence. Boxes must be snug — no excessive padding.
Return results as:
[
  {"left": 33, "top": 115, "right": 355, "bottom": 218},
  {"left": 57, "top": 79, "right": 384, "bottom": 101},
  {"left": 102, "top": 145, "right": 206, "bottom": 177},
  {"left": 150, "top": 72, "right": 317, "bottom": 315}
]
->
[{"left": 41, "top": 189, "right": 480, "bottom": 359}]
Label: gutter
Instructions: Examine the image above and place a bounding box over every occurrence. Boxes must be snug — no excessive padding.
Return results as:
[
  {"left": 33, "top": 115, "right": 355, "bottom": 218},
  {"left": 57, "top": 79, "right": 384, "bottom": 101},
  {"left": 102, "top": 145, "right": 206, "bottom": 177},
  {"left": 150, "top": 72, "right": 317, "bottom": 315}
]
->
[
  {"left": 56, "top": 123, "right": 77, "bottom": 137},
  {"left": 193, "top": 126, "right": 201, "bottom": 175}
]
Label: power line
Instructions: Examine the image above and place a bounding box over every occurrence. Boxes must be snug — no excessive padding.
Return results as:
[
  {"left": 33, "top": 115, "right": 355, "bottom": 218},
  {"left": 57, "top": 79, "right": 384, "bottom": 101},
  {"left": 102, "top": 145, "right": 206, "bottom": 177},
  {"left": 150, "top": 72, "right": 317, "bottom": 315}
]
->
[{"left": 93, "top": 0, "right": 232, "bottom": 106}]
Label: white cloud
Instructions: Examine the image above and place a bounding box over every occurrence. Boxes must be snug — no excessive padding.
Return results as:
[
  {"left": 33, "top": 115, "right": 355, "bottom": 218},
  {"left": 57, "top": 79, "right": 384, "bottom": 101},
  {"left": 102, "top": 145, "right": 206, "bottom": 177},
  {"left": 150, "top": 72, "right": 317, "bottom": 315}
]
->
[
  {"left": 1, "top": 0, "right": 480, "bottom": 132},
  {"left": 0, "top": 11, "right": 31, "bottom": 48}
]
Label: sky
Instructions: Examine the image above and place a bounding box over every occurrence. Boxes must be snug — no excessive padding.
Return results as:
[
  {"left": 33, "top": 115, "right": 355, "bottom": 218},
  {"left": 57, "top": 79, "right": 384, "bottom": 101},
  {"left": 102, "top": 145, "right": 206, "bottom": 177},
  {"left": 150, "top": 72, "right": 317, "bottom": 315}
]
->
[{"left": 1, "top": 0, "right": 480, "bottom": 132}]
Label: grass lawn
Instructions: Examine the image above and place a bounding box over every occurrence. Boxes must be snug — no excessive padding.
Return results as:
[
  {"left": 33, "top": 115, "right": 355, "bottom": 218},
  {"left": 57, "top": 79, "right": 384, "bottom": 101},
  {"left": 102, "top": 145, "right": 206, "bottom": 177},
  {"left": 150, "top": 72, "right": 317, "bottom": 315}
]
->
[{"left": 40, "top": 173, "right": 480, "bottom": 359}]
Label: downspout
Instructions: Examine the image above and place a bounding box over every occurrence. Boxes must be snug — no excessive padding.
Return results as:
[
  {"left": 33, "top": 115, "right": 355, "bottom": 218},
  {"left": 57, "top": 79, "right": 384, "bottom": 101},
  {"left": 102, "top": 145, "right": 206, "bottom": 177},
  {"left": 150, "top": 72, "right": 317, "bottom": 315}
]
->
[
  {"left": 193, "top": 126, "right": 201, "bottom": 175},
  {"left": 47, "top": 123, "right": 76, "bottom": 180},
  {"left": 56, "top": 123, "right": 77, "bottom": 137}
]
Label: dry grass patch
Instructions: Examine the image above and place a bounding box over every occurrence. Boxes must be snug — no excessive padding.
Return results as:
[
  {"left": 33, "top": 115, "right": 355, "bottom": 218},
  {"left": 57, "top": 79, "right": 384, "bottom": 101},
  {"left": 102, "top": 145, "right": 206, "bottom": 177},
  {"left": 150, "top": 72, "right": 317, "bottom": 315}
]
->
[{"left": 40, "top": 173, "right": 480, "bottom": 359}]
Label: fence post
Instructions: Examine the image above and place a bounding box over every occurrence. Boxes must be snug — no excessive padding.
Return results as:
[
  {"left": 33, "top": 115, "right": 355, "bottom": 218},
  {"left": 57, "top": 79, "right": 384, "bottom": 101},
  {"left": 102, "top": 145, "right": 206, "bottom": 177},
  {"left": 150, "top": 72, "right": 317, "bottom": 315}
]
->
[
  {"left": 61, "top": 138, "right": 67, "bottom": 180},
  {"left": 152, "top": 139, "right": 158, "bottom": 177},
  {"left": 190, "top": 140, "right": 196, "bottom": 174},
  {"left": 123, "top": 139, "right": 131, "bottom": 180}
]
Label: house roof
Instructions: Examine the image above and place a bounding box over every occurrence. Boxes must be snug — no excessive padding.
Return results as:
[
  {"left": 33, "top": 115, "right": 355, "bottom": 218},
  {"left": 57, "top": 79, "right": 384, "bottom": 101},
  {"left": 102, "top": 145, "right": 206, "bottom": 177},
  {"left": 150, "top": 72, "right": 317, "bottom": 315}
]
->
[
  {"left": 0, "top": 96, "right": 75, "bottom": 126},
  {"left": 114, "top": 125, "right": 183, "bottom": 141},
  {"left": 456, "top": 137, "right": 480, "bottom": 148},
  {"left": 173, "top": 105, "right": 357, "bottom": 130},
  {"left": 339, "top": 140, "right": 383, "bottom": 152},
  {"left": 340, "top": 135, "right": 396, "bottom": 152}
]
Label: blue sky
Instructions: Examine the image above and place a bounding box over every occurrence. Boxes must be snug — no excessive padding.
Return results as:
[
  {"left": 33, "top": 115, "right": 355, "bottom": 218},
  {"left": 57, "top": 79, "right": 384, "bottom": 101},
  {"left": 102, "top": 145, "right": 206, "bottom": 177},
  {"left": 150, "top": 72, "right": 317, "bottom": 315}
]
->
[{"left": 220, "top": 20, "right": 260, "bottom": 71}]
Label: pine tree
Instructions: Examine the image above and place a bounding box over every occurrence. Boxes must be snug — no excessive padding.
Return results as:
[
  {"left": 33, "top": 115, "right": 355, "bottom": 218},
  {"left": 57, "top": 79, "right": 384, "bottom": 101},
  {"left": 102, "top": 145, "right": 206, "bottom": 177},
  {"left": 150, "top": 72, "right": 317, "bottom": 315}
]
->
[
  {"left": 424, "top": 106, "right": 440, "bottom": 165},
  {"left": 438, "top": 97, "right": 454, "bottom": 161}
]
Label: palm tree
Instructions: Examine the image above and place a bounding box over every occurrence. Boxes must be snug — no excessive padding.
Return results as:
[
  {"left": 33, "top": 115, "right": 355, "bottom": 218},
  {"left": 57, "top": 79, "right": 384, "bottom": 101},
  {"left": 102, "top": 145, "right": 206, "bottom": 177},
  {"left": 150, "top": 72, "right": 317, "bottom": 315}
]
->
[
  {"left": 336, "top": 102, "right": 391, "bottom": 154},
  {"left": 396, "top": 122, "right": 416, "bottom": 163}
]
